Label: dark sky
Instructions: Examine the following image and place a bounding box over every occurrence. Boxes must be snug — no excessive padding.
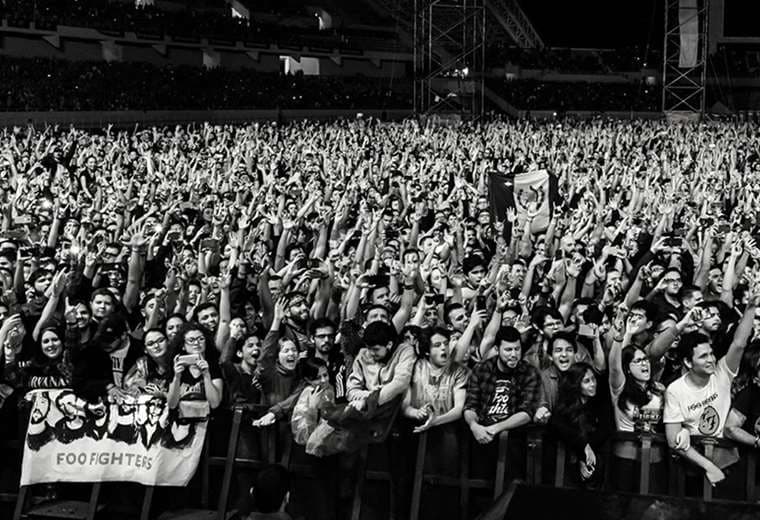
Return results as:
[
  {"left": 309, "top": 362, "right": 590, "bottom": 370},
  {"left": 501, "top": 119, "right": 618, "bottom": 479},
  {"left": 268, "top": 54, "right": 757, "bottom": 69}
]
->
[
  {"left": 724, "top": 0, "right": 760, "bottom": 37},
  {"left": 519, "top": 0, "right": 664, "bottom": 49}
]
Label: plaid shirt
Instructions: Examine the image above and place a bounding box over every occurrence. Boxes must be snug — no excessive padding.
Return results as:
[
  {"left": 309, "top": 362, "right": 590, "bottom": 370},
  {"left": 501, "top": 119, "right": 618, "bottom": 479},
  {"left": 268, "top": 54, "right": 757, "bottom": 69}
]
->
[{"left": 464, "top": 357, "right": 540, "bottom": 425}]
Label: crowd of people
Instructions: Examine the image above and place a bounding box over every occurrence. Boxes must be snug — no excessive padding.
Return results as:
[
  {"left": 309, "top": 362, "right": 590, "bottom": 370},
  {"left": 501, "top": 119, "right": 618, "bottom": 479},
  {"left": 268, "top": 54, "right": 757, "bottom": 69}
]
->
[
  {"left": 0, "top": 117, "right": 760, "bottom": 518},
  {"left": 487, "top": 44, "right": 658, "bottom": 74},
  {"left": 491, "top": 78, "right": 660, "bottom": 112},
  {"left": 0, "top": 55, "right": 664, "bottom": 114},
  {"left": 0, "top": 57, "right": 411, "bottom": 112}
]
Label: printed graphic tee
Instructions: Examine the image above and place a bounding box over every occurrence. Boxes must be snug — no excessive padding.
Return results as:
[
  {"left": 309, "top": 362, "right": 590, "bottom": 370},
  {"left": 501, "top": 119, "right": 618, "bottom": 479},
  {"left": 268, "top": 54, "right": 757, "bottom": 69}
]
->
[
  {"left": 110, "top": 344, "right": 130, "bottom": 388},
  {"left": 663, "top": 357, "right": 736, "bottom": 438},
  {"left": 486, "top": 369, "right": 515, "bottom": 424}
]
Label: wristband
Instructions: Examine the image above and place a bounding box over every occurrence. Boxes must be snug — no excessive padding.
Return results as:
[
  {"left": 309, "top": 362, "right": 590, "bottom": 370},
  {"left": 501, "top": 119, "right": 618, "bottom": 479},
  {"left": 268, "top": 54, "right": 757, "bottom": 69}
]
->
[{"left": 754, "top": 436, "right": 760, "bottom": 449}]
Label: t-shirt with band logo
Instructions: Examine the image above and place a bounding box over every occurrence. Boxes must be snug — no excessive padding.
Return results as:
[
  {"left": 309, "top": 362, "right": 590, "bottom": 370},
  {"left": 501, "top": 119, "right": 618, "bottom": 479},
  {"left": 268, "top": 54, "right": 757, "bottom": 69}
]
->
[{"left": 663, "top": 357, "right": 736, "bottom": 438}]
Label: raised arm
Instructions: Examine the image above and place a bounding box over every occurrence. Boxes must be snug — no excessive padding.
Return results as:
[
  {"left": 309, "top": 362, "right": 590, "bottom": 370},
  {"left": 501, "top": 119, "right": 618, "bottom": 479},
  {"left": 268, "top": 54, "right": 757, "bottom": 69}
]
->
[
  {"left": 33, "top": 269, "right": 68, "bottom": 341},
  {"left": 725, "top": 286, "right": 759, "bottom": 374},
  {"left": 123, "top": 227, "right": 148, "bottom": 312},
  {"left": 215, "top": 272, "right": 232, "bottom": 352},
  {"left": 454, "top": 309, "right": 485, "bottom": 364}
]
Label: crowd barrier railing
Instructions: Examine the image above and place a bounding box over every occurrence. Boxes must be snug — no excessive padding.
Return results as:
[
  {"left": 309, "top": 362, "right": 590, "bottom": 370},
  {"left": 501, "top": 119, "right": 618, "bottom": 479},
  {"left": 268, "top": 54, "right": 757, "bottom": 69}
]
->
[{"left": 7, "top": 409, "right": 760, "bottom": 520}]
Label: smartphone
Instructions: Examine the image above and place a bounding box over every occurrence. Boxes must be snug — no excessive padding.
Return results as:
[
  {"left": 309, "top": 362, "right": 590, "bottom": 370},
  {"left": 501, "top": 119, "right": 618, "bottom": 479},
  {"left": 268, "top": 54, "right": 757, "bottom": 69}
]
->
[
  {"left": 19, "top": 245, "right": 40, "bottom": 257},
  {"left": 716, "top": 223, "right": 731, "bottom": 234},
  {"left": 425, "top": 293, "right": 444, "bottom": 306},
  {"left": 0, "top": 229, "right": 27, "bottom": 240},
  {"left": 367, "top": 274, "right": 390, "bottom": 287},
  {"left": 578, "top": 324, "right": 595, "bottom": 337},
  {"left": 177, "top": 354, "right": 201, "bottom": 367},
  {"left": 665, "top": 236, "right": 681, "bottom": 248},
  {"left": 476, "top": 295, "right": 487, "bottom": 312},
  {"left": 306, "top": 258, "right": 321, "bottom": 269},
  {"left": 200, "top": 238, "right": 219, "bottom": 253}
]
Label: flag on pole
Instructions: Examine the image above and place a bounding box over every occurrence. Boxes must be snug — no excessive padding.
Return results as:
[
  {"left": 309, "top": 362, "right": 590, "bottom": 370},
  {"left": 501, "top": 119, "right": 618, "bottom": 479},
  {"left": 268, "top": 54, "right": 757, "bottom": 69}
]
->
[{"left": 489, "top": 169, "right": 558, "bottom": 238}]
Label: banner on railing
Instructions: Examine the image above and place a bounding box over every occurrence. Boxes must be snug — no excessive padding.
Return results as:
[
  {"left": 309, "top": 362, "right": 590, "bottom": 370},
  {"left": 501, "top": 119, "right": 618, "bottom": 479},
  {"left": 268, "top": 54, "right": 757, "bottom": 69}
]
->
[{"left": 20, "top": 389, "right": 207, "bottom": 487}]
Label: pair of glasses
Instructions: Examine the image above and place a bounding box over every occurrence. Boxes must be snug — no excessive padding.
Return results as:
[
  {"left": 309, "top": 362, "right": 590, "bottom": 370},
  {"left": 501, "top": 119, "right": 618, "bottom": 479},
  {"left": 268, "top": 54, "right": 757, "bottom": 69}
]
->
[
  {"left": 630, "top": 357, "right": 650, "bottom": 366},
  {"left": 185, "top": 336, "right": 205, "bottom": 345}
]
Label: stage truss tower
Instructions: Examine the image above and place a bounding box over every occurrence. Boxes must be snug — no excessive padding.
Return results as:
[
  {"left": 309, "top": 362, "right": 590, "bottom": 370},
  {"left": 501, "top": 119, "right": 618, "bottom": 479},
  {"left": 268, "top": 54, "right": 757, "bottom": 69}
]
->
[
  {"left": 413, "top": 0, "right": 485, "bottom": 120},
  {"left": 662, "top": 0, "right": 710, "bottom": 116}
]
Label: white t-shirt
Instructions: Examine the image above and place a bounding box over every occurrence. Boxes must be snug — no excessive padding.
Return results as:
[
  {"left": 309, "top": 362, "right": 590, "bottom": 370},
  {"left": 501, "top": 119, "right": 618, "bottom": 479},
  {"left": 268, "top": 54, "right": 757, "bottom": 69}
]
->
[{"left": 663, "top": 357, "right": 736, "bottom": 438}]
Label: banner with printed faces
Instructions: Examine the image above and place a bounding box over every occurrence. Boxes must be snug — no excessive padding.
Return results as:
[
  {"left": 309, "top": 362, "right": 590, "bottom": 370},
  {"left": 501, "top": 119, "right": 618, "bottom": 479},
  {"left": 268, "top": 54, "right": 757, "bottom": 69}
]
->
[{"left": 20, "top": 389, "right": 207, "bottom": 487}]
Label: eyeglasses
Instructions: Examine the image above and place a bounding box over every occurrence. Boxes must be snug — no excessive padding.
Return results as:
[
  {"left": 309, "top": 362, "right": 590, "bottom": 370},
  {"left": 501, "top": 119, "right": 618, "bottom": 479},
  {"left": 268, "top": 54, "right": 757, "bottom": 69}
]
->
[
  {"left": 630, "top": 357, "right": 650, "bottom": 366},
  {"left": 185, "top": 336, "right": 205, "bottom": 345}
]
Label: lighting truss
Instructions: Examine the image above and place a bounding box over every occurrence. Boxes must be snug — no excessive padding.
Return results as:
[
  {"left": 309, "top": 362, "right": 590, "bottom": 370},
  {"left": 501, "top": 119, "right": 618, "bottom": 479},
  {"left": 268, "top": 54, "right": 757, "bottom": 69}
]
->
[
  {"left": 413, "top": 0, "right": 485, "bottom": 120},
  {"left": 662, "top": 0, "right": 709, "bottom": 116}
]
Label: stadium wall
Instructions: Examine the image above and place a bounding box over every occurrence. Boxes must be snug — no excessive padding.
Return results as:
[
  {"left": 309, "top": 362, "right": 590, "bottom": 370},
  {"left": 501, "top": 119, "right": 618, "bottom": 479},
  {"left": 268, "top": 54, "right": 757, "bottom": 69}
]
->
[{"left": 0, "top": 25, "right": 410, "bottom": 76}]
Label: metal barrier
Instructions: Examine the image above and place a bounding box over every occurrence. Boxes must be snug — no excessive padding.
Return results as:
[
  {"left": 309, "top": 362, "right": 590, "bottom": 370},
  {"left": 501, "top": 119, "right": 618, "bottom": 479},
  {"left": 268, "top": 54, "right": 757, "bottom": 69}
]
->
[{"left": 5, "top": 417, "right": 760, "bottom": 519}]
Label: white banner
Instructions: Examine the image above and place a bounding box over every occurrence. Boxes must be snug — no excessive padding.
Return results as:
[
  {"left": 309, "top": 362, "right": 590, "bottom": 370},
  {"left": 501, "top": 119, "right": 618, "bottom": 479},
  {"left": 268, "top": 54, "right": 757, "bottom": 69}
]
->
[
  {"left": 20, "top": 389, "right": 207, "bottom": 487},
  {"left": 679, "top": 0, "right": 699, "bottom": 68}
]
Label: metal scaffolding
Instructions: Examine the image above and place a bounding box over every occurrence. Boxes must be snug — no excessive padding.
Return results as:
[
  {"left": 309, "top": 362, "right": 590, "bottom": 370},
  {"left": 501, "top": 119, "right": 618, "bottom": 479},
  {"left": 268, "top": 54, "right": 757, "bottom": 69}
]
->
[
  {"left": 486, "top": 0, "right": 543, "bottom": 50},
  {"left": 661, "top": 0, "right": 709, "bottom": 116},
  {"left": 413, "top": 0, "right": 486, "bottom": 120}
]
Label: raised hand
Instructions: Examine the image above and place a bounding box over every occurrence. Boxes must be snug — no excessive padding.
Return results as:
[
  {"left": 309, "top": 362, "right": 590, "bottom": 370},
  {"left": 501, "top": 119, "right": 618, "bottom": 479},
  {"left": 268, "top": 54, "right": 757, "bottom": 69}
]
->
[
  {"left": 272, "top": 297, "right": 287, "bottom": 324},
  {"left": 63, "top": 297, "right": 77, "bottom": 324}
]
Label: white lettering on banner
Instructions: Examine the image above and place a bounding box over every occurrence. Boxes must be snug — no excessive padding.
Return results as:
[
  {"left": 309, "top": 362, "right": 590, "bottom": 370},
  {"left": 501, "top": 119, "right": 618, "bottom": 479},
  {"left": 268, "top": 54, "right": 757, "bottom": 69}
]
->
[{"left": 20, "top": 389, "right": 206, "bottom": 487}]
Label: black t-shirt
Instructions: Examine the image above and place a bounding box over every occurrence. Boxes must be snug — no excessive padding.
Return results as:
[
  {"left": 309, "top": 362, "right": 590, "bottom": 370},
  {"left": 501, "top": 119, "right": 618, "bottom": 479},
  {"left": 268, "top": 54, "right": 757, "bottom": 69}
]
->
[
  {"left": 650, "top": 293, "right": 684, "bottom": 322},
  {"left": 221, "top": 361, "right": 262, "bottom": 408},
  {"left": 178, "top": 362, "right": 223, "bottom": 401},
  {"left": 733, "top": 384, "right": 760, "bottom": 437},
  {"left": 486, "top": 368, "right": 516, "bottom": 424}
]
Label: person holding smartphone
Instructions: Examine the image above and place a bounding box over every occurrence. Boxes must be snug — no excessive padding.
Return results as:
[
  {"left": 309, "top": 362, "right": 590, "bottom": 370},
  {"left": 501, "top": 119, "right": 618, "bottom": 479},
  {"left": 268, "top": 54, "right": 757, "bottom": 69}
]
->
[{"left": 166, "top": 322, "right": 223, "bottom": 413}]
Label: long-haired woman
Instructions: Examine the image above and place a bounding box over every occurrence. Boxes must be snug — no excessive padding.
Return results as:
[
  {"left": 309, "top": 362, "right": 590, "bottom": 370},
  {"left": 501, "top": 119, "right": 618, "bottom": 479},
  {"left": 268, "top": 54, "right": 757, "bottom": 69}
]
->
[
  {"left": 609, "top": 336, "right": 666, "bottom": 492},
  {"left": 551, "top": 363, "right": 611, "bottom": 486}
]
